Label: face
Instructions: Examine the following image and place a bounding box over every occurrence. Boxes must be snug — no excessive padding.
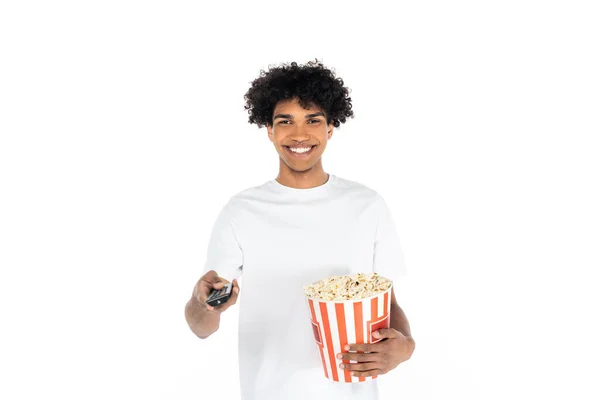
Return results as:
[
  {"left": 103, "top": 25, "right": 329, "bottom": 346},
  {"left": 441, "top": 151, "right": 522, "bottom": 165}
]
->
[{"left": 267, "top": 97, "right": 334, "bottom": 173}]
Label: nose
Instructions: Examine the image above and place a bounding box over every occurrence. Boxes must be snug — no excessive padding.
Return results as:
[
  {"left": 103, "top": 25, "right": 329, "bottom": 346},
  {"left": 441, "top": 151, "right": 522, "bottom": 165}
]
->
[{"left": 289, "top": 127, "right": 310, "bottom": 142}]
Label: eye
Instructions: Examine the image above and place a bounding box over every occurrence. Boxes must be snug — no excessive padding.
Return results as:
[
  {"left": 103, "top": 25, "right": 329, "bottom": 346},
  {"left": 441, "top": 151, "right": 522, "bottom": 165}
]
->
[
  {"left": 278, "top": 120, "right": 291, "bottom": 125},
  {"left": 308, "top": 119, "right": 320, "bottom": 124}
]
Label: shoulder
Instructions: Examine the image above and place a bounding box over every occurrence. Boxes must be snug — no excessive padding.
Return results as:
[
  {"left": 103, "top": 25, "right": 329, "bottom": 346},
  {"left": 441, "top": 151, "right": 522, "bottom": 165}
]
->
[
  {"left": 331, "top": 174, "right": 385, "bottom": 205},
  {"left": 219, "top": 179, "right": 274, "bottom": 214}
]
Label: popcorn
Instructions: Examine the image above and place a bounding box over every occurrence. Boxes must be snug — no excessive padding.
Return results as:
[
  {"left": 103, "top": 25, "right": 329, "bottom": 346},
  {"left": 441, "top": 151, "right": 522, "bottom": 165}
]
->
[
  {"left": 303, "top": 272, "right": 394, "bottom": 383},
  {"left": 303, "top": 272, "right": 392, "bottom": 301}
]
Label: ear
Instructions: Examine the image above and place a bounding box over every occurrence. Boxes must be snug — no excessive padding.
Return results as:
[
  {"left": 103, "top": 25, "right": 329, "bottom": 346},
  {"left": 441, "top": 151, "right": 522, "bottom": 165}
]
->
[
  {"left": 267, "top": 124, "right": 274, "bottom": 142},
  {"left": 327, "top": 124, "right": 334, "bottom": 140}
]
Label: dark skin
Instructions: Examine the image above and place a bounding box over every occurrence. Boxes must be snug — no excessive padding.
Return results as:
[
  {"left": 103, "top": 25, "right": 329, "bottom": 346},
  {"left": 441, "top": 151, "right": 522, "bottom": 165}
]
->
[
  {"left": 186, "top": 98, "right": 416, "bottom": 366},
  {"left": 268, "top": 97, "right": 416, "bottom": 375},
  {"left": 187, "top": 98, "right": 331, "bottom": 334},
  {"left": 337, "top": 290, "right": 416, "bottom": 377},
  {"left": 266, "top": 97, "right": 333, "bottom": 189},
  {"left": 185, "top": 270, "right": 240, "bottom": 339}
]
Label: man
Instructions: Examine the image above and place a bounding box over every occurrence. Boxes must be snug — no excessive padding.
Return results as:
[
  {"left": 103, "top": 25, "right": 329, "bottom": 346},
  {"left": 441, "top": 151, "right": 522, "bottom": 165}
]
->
[{"left": 185, "top": 60, "right": 415, "bottom": 400}]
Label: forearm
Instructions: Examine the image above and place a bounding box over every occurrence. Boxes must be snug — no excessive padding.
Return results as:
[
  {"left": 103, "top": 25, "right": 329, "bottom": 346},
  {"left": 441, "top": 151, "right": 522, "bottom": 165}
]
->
[
  {"left": 185, "top": 296, "right": 221, "bottom": 339},
  {"left": 390, "top": 303, "right": 415, "bottom": 353},
  {"left": 390, "top": 303, "right": 411, "bottom": 337}
]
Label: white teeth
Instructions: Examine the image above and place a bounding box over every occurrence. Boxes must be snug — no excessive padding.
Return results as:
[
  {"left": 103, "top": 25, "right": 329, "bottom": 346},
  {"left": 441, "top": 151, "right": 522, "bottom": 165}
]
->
[{"left": 289, "top": 147, "right": 312, "bottom": 154}]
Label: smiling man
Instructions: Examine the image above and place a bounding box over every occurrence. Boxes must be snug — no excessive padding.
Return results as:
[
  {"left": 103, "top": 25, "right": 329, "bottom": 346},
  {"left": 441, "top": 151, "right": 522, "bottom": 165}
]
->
[
  {"left": 185, "top": 60, "right": 415, "bottom": 400},
  {"left": 268, "top": 100, "right": 330, "bottom": 188}
]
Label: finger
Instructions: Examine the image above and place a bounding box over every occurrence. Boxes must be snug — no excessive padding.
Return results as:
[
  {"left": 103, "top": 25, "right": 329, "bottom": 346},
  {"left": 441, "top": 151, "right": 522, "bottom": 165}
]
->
[
  {"left": 214, "top": 275, "right": 233, "bottom": 289},
  {"left": 192, "top": 282, "right": 215, "bottom": 311},
  {"left": 339, "top": 361, "right": 380, "bottom": 372},
  {"left": 197, "top": 278, "right": 226, "bottom": 297},
  {"left": 226, "top": 279, "right": 240, "bottom": 305},
  {"left": 201, "top": 270, "right": 221, "bottom": 284},
  {"left": 212, "top": 280, "right": 225, "bottom": 290},
  {"left": 337, "top": 351, "right": 379, "bottom": 363},
  {"left": 198, "top": 271, "right": 221, "bottom": 295},
  {"left": 214, "top": 278, "right": 234, "bottom": 303},
  {"left": 195, "top": 280, "right": 212, "bottom": 303},
  {"left": 349, "top": 368, "right": 384, "bottom": 378},
  {"left": 372, "top": 328, "right": 400, "bottom": 340},
  {"left": 195, "top": 272, "right": 229, "bottom": 303},
  {"left": 202, "top": 270, "right": 230, "bottom": 287},
  {"left": 346, "top": 342, "right": 381, "bottom": 353},
  {"left": 212, "top": 279, "right": 240, "bottom": 312}
]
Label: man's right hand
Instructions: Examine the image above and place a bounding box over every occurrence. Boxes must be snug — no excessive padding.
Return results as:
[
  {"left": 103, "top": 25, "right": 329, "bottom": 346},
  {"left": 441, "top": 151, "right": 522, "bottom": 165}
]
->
[{"left": 193, "top": 270, "right": 240, "bottom": 313}]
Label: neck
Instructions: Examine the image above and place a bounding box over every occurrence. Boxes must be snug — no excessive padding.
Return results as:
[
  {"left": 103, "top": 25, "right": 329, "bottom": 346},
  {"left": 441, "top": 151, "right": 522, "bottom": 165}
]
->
[{"left": 276, "top": 161, "right": 329, "bottom": 189}]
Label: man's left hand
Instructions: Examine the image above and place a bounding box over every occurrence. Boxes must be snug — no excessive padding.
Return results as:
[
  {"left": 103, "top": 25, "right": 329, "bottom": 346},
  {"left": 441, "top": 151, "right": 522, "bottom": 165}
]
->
[{"left": 337, "top": 328, "right": 415, "bottom": 377}]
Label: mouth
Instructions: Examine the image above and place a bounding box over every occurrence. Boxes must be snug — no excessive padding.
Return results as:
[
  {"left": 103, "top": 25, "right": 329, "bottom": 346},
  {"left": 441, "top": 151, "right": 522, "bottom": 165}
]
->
[{"left": 284, "top": 145, "right": 317, "bottom": 158}]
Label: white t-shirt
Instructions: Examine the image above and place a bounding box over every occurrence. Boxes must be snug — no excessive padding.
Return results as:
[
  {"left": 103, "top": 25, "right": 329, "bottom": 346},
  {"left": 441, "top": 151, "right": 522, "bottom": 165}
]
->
[{"left": 202, "top": 173, "right": 407, "bottom": 400}]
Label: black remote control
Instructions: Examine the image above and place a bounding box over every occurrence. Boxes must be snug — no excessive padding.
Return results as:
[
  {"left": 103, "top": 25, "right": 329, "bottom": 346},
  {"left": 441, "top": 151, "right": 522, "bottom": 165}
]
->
[{"left": 206, "top": 283, "right": 233, "bottom": 307}]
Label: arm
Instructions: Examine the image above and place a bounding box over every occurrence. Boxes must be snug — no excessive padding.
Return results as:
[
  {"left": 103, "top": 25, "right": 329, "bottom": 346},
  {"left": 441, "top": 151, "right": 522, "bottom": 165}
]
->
[
  {"left": 371, "top": 195, "right": 415, "bottom": 355},
  {"left": 185, "top": 296, "right": 221, "bottom": 339},
  {"left": 340, "top": 288, "right": 415, "bottom": 377},
  {"left": 186, "top": 201, "right": 243, "bottom": 339},
  {"left": 184, "top": 271, "right": 240, "bottom": 339},
  {"left": 389, "top": 288, "right": 416, "bottom": 356},
  {"left": 339, "top": 196, "right": 415, "bottom": 375}
]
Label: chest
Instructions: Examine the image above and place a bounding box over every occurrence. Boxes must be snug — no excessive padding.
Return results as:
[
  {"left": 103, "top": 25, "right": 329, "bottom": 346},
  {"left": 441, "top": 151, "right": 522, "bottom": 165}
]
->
[{"left": 236, "top": 200, "right": 378, "bottom": 280}]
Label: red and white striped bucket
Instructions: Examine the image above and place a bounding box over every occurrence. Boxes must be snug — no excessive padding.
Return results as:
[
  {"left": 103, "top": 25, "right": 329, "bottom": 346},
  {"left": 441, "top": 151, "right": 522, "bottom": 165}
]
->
[{"left": 305, "top": 285, "right": 392, "bottom": 383}]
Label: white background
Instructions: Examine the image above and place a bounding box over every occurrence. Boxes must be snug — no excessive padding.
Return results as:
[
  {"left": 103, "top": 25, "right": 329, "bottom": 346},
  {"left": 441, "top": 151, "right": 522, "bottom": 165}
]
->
[{"left": 1, "top": 1, "right": 599, "bottom": 399}]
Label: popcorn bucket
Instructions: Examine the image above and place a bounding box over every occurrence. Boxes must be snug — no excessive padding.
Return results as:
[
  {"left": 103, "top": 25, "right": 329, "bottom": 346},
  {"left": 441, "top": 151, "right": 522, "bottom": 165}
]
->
[{"left": 304, "top": 283, "right": 392, "bottom": 383}]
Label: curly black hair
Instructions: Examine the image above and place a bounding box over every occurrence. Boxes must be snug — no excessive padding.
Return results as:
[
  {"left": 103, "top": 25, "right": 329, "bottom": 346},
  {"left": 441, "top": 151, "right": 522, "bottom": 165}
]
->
[{"left": 243, "top": 59, "right": 354, "bottom": 129}]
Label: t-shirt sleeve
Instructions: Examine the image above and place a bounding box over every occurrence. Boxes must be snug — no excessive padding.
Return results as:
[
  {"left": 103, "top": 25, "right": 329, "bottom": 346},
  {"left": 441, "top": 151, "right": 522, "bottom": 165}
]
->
[
  {"left": 372, "top": 194, "right": 407, "bottom": 284},
  {"left": 202, "top": 201, "right": 243, "bottom": 281}
]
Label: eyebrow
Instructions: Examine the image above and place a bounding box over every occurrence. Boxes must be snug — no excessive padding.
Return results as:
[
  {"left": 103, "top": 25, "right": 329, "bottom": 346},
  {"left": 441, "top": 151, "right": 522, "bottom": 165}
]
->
[{"left": 273, "top": 112, "right": 325, "bottom": 120}]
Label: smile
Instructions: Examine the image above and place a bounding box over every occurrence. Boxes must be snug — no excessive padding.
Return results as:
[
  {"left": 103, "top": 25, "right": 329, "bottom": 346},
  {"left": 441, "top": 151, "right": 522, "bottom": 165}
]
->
[{"left": 285, "top": 145, "right": 317, "bottom": 157}]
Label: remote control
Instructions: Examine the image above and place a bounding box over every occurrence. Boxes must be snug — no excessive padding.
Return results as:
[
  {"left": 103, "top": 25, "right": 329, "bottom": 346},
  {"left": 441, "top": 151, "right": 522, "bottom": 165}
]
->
[{"left": 206, "top": 283, "right": 233, "bottom": 307}]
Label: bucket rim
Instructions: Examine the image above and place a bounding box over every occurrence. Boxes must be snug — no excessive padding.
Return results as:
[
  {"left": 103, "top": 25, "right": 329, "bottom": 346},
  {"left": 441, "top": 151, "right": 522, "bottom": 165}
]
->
[{"left": 303, "top": 283, "right": 393, "bottom": 304}]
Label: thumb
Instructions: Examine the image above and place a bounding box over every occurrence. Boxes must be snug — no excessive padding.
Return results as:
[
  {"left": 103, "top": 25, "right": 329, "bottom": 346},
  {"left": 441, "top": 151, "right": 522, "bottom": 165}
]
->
[{"left": 372, "top": 328, "right": 400, "bottom": 340}]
